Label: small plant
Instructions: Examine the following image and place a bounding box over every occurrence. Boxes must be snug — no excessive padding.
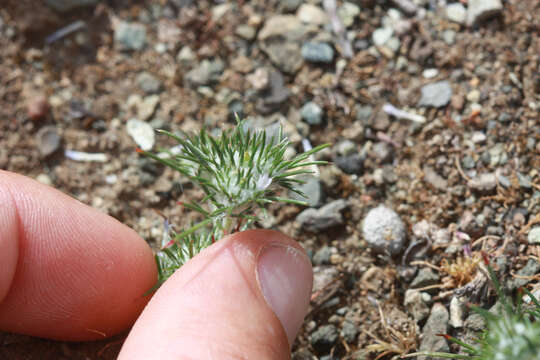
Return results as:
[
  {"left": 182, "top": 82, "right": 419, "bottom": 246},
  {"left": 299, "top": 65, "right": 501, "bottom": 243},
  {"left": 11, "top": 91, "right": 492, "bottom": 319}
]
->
[
  {"left": 403, "top": 253, "right": 540, "bottom": 360},
  {"left": 137, "top": 119, "right": 328, "bottom": 286}
]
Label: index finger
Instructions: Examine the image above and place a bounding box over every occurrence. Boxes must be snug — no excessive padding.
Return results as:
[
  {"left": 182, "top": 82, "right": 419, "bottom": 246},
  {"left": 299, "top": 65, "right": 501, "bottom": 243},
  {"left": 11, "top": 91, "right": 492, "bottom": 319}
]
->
[{"left": 0, "top": 170, "right": 157, "bottom": 340}]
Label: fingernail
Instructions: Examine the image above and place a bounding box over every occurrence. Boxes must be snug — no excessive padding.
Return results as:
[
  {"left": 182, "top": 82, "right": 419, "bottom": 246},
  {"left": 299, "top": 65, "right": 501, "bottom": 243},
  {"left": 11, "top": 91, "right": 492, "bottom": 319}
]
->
[{"left": 256, "top": 244, "right": 313, "bottom": 346}]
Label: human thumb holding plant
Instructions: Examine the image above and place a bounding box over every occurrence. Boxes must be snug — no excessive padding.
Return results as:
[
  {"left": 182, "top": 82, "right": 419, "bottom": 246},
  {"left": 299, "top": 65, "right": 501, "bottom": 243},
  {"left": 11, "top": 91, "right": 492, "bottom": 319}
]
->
[{"left": 0, "top": 170, "right": 313, "bottom": 359}]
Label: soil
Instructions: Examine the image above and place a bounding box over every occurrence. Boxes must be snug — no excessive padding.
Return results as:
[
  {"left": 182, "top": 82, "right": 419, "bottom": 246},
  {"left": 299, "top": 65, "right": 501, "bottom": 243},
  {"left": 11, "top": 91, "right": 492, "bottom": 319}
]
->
[{"left": 0, "top": 0, "right": 539, "bottom": 359}]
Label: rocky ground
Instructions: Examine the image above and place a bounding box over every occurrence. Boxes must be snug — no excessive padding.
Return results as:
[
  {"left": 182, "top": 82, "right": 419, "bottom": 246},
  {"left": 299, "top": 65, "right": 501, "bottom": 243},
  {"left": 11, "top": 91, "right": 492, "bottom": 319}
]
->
[{"left": 1, "top": 0, "right": 539, "bottom": 359}]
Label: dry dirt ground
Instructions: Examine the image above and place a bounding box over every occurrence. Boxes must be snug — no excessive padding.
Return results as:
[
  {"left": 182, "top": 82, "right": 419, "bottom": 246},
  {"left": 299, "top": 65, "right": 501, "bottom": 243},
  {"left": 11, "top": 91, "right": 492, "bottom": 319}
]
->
[{"left": 0, "top": 0, "right": 539, "bottom": 359}]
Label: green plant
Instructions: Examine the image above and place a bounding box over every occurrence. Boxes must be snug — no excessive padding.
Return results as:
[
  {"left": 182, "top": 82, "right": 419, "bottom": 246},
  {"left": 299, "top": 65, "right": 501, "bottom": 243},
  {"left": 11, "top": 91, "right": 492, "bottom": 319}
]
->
[
  {"left": 402, "top": 254, "right": 540, "bottom": 360},
  {"left": 137, "top": 119, "right": 328, "bottom": 286}
]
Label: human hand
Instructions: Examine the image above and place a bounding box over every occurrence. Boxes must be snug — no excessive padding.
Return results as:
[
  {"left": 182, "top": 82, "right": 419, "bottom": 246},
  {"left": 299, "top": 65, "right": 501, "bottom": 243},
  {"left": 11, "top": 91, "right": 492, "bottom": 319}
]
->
[{"left": 0, "top": 170, "right": 313, "bottom": 359}]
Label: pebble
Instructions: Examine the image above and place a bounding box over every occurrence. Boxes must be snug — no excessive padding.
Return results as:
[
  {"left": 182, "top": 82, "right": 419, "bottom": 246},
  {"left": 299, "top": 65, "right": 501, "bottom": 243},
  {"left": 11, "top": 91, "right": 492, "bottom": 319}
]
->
[
  {"left": 528, "top": 227, "right": 540, "bottom": 244},
  {"left": 337, "top": 2, "right": 360, "bottom": 27},
  {"left": 449, "top": 296, "right": 465, "bottom": 328},
  {"left": 257, "top": 70, "right": 291, "bottom": 113},
  {"left": 177, "top": 46, "right": 196, "bottom": 65},
  {"left": 467, "top": 89, "right": 481, "bottom": 103},
  {"left": 300, "top": 101, "right": 324, "bottom": 125},
  {"left": 114, "top": 21, "right": 147, "bottom": 51},
  {"left": 138, "top": 95, "right": 160, "bottom": 121},
  {"left": 313, "top": 266, "right": 339, "bottom": 292},
  {"left": 36, "top": 126, "right": 61, "bottom": 158},
  {"left": 422, "top": 68, "right": 438, "bottom": 79},
  {"left": 27, "top": 94, "right": 50, "bottom": 121},
  {"left": 423, "top": 166, "right": 448, "bottom": 191},
  {"left": 281, "top": 0, "right": 302, "bottom": 12},
  {"left": 136, "top": 72, "right": 162, "bottom": 94},
  {"left": 290, "top": 175, "right": 325, "bottom": 207},
  {"left": 258, "top": 15, "right": 306, "bottom": 73},
  {"left": 372, "top": 27, "right": 393, "bottom": 47},
  {"left": 371, "top": 142, "right": 392, "bottom": 163},
  {"left": 341, "top": 321, "right": 358, "bottom": 343},
  {"left": 403, "top": 289, "right": 430, "bottom": 322},
  {"left": 296, "top": 199, "right": 348, "bottom": 232},
  {"left": 64, "top": 150, "right": 107, "bottom": 162},
  {"left": 35, "top": 173, "right": 53, "bottom": 186},
  {"left": 313, "top": 246, "right": 332, "bottom": 266},
  {"left": 335, "top": 153, "right": 363, "bottom": 174},
  {"left": 361, "top": 205, "right": 407, "bottom": 256},
  {"left": 126, "top": 118, "right": 155, "bottom": 151},
  {"left": 410, "top": 268, "right": 440, "bottom": 288},
  {"left": 45, "top": 0, "right": 97, "bottom": 12},
  {"left": 468, "top": 172, "right": 497, "bottom": 191},
  {"left": 467, "top": 0, "right": 503, "bottom": 26},
  {"left": 297, "top": 4, "right": 328, "bottom": 25},
  {"left": 310, "top": 325, "right": 339, "bottom": 354},
  {"left": 185, "top": 59, "right": 224, "bottom": 86},
  {"left": 418, "top": 81, "right": 453, "bottom": 108},
  {"left": 235, "top": 24, "right": 257, "bottom": 40},
  {"left": 445, "top": 2, "right": 467, "bottom": 24},
  {"left": 418, "top": 303, "right": 449, "bottom": 359},
  {"left": 301, "top": 42, "right": 335, "bottom": 63},
  {"left": 442, "top": 29, "right": 457, "bottom": 45},
  {"left": 246, "top": 68, "right": 270, "bottom": 90},
  {"left": 336, "top": 140, "right": 357, "bottom": 156}
]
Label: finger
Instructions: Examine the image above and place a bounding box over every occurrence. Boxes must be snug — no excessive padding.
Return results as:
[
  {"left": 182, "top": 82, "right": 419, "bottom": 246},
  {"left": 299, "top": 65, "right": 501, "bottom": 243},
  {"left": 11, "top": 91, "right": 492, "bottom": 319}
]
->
[
  {"left": 119, "top": 230, "right": 313, "bottom": 360},
  {"left": 0, "top": 170, "right": 157, "bottom": 340}
]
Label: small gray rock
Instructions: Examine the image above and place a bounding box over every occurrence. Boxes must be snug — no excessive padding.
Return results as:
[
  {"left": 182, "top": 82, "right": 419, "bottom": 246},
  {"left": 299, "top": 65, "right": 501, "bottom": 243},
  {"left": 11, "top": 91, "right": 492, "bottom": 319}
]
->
[
  {"left": 418, "top": 81, "right": 453, "bottom": 108},
  {"left": 310, "top": 325, "right": 339, "bottom": 353},
  {"left": 419, "top": 303, "right": 449, "bottom": 359},
  {"left": 313, "top": 266, "right": 339, "bottom": 292},
  {"left": 290, "top": 175, "right": 325, "bottom": 207},
  {"left": 468, "top": 173, "right": 497, "bottom": 191},
  {"left": 335, "top": 154, "right": 363, "bottom": 174},
  {"left": 403, "top": 289, "right": 430, "bottom": 322},
  {"left": 114, "top": 22, "right": 146, "bottom": 51},
  {"left": 300, "top": 102, "right": 324, "bottom": 125},
  {"left": 506, "top": 258, "right": 540, "bottom": 290},
  {"left": 467, "top": 0, "right": 503, "bottom": 26},
  {"left": 371, "top": 142, "right": 392, "bottom": 163},
  {"left": 263, "top": 42, "right": 304, "bottom": 74},
  {"left": 528, "top": 227, "right": 540, "bottom": 245},
  {"left": 235, "top": 24, "right": 257, "bottom": 40},
  {"left": 313, "top": 246, "right": 332, "bottom": 266},
  {"left": 36, "top": 126, "right": 62, "bottom": 157},
  {"left": 361, "top": 205, "right": 407, "bottom": 256},
  {"left": 185, "top": 59, "right": 224, "bottom": 87},
  {"left": 297, "top": 199, "right": 348, "bottom": 232},
  {"left": 281, "top": 0, "right": 302, "bottom": 12},
  {"left": 136, "top": 72, "right": 162, "bottom": 94},
  {"left": 341, "top": 321, "right": 358, "bottom": 343},
  {"left": 411, "top": 268, "right": 440, "bottom": 288},
  {"left": 46, "top": 0, "right": 97, "bottom": 12},
  {"left": 301, "top": 42, "right": 334, "bottom": 63}
]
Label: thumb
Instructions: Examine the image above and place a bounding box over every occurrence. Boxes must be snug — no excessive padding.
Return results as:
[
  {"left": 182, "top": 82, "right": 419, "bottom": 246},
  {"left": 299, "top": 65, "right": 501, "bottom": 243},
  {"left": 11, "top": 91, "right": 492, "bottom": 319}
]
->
[{"left": 118, "top": 229, "right": 313, "bottom": 360}]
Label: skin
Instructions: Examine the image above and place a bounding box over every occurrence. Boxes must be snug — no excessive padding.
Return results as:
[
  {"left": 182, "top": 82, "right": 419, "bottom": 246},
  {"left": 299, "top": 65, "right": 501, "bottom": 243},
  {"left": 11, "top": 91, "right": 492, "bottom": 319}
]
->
[{"left": 0, "top": 170, "right": 313, "bottom": 359}]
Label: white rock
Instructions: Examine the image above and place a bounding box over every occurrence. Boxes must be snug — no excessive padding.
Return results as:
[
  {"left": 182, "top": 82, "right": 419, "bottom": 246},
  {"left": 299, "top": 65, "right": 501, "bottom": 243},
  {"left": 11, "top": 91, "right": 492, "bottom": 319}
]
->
[
  {"left": 467, "top": 0, "right": 503, "bottom": 26},
  {"left": 446, "top": 3, "right": 467, "bottom": 24},
  {"left": 126, "top": 119, "right": 155, "bottom": 151},
  {"left": 422, "top": 68, "right": 439, "bottom": 79},
  {"left": 372, "top": 27, "right": 393, "bottom": 47},
  {"left": 297, "top": 3, "right": 328, "bottom": 25}
]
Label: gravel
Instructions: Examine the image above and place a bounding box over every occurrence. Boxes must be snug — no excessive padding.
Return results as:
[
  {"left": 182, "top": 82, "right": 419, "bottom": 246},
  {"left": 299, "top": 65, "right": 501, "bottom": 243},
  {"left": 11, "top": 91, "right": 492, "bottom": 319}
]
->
[
  {"left": 126, "top": 119, "right": 155, "bottom": 151},
  {"left": 301, "top": 42, "right": 335, "bottom": 63},
  {"left": 300, "top": 101, "right": 324, "bottom": 125},
  {"left": 36, "top": 126, "right": 62, "bottom": 158}
]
